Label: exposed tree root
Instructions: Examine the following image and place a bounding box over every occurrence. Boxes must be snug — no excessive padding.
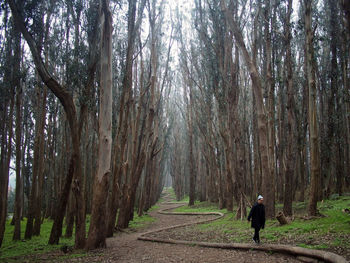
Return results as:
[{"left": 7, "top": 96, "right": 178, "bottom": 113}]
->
[{"left": 138, "top": 202, "right": 348, "bottom": 263}]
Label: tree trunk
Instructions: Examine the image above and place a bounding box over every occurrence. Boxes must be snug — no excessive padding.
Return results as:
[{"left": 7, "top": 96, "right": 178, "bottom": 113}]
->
[
  {"left": 283, "top": 0, "right": 296, "bottom": 217},
  {"left": 264, "top": 0, "right": 276, "bottom": 218},
  {"left": 64, "top": 193, "right": 75, "bottom": 238},
  {"left": 305, "top": 0, "right": 321, "bottom": 216},
  {"left": 341, "top": 0, "right": 350, "bottom": 35},
  {"left": 188, "top": 88, "right": 196, "bottom": 206},
  {"left": 0, "top": 96, "right": 14, "bottom": 247},
  {"left": 13, "top": 23, "right": 22, "bottom": 241},
  {"left": 86, "top": 0, "right": 113, "bottom": 249},
  {"left": 33, "top": 87, "right": 47, "bottom": 236}
]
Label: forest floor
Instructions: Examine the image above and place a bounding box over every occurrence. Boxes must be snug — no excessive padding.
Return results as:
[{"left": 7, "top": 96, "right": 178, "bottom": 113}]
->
[
  {"left": 2, "top": 192, "right": 349, "bottom": 262},
  {"left": 19, "top": 194, "right": 313, "bottom": 262},
  {"left": 53, "top": 201, "right": 301, "bottom": 262},
  {"left": 148, "top": 199, "right": 350, "bottom": 262}
]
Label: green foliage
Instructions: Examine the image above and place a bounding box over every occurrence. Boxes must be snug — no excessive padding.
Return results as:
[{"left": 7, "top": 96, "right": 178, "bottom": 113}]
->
[
  {"left": 1, "top": 205, "right": 158, "bottom": 261},
  {"left": 169, "top": 195, "right": 190, "bottom": 203},
  {"left": 0, "top": 218, "right": 75, "bottom": 261}
]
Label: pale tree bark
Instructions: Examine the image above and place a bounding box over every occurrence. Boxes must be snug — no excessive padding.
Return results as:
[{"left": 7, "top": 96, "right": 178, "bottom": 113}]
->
[
  {"left": 86, "top": 0, "right": 113, "bottom": 250},
  {"left": 304, "top": 0, "right": 321, "bottom": 216},
  {"left": 231, "top": 48, "right": 246, "bottom": 220}
]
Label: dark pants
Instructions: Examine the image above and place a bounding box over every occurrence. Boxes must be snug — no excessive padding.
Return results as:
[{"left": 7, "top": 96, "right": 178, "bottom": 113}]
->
[{"left": 253, "top": 227, "right": 260, "bottom": 242}]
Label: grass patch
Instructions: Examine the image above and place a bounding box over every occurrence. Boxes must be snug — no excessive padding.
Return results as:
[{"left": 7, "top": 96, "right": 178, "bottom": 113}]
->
[
  {"left": 163, "top": 187, "right": 189, "bottom": 203},
  {"left": 1, "top": 202, "right": 159, "bottom": 261},
  {"left": 163, "top": 187, "right": 176, "bottom": 200},
  {"left": 0, "top": 218, "right": 76, "bottom": 261},
  {"left": 128, "top": 213, "right": 156, "bottom": 230},
  {"left": 173, "top": 201, "right": 226, "bottom": 214},
  {"left": 149, "top": 205, "right": 160, "bottom": 212}
]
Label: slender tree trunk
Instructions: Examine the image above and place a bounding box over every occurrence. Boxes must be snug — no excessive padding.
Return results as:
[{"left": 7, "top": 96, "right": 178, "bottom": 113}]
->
[
  {"left": 33, "top": 87, "right": 47, "bottom": 236},
  {"left": 24, "top": 82, "right": 41, "bottom": 239},
  {"left": 13, "top": 23, "right": 22, "bottom": 241},
  {"left": 0, "top": 97, "right": 14, "bottom": 247},
  {"left": 305, "top": 0, "right": 321, "bottom": 216},
  {"left": 341, "top": 0, "right": 350, "bottom": 35},
  {"left": 298, "top": 49, "right": 310, "bottom": 202},
  {"left": 283, "top": 0, "right": 296, "bottom": 217},
  {"left": 187, "top": 87, "right": 196, "bottom": 206},
  {"left": 265, "top": 0, "right": 276, "bottom": 217},
  {"left": 64, "top": 193, "right": 75, "bottom": 238}
]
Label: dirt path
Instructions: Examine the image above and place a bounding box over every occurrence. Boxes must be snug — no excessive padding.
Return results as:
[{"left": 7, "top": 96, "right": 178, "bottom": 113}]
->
[{"left": 57, "top": 196, "right": 305, "bottom": 263}]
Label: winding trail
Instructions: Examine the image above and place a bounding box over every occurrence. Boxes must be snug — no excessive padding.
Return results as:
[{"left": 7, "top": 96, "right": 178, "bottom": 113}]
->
[
  {"left": 136, "top": 197, "right": 347, "bottom": 263},
  {"left": 58, "top": 194, "right": 348, "bottom": 263},
  {"left": 103, "top": 199, "right": 300, "bottom": 263}
]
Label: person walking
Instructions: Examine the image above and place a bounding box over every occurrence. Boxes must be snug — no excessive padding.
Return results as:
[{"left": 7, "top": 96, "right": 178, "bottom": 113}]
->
[{"left": 247, "top": 195, "right": 265, "bottom": 244}]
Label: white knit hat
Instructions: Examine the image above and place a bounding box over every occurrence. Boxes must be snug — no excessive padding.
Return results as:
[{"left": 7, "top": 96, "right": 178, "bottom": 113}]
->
[{"left": 257, "top": 195, "right": 264, "bottom": 200}]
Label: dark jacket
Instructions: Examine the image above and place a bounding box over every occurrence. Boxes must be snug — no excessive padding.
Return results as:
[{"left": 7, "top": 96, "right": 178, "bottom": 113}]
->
[{"left": 248, "top": 202, "right": 265, "bottom": 229}]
